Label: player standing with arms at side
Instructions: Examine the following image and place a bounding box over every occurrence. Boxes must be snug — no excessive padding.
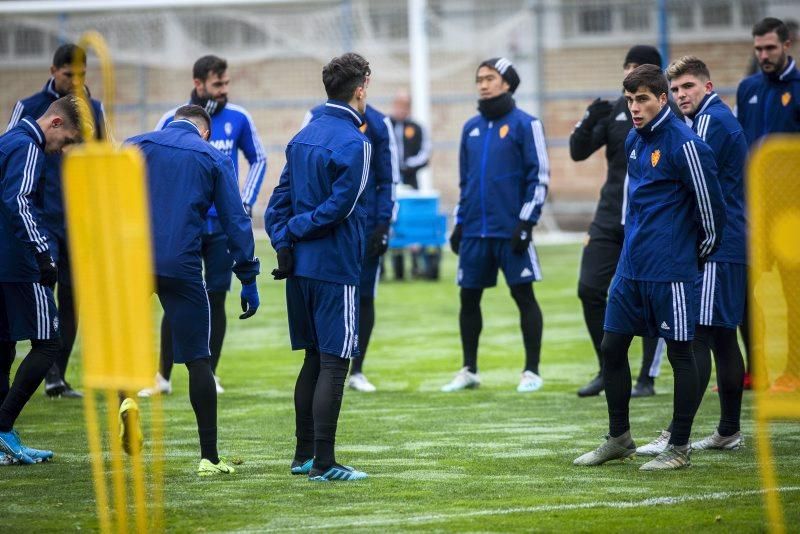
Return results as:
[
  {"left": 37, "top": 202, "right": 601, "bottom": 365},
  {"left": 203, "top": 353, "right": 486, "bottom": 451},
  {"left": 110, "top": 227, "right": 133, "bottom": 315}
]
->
[
  {"left": 0, "top": 96, "right": 86, "bottom": 464},
  {"left": 139, "top": 55, "right": 267, "bottom": 397},
  {"left": 736, "top": 17, "right": 800, "bottom": 393},
  {"left": 443, "top": 57, "right": 550, "bottom": 393},
  {"left": 574, "top": 65, "right": 726, "bottom": 471},
  {"left": 266, "top": 53, "right": 372, "bottom": 481},
  {"left": 6, "top": 44, "right": 107, "bottom": 399},
  {"left": 126, "top": 105, "right": 261, "bottom": 476},
  {"left": 636, "top": 57, "right": 749, "bottom": 457}
]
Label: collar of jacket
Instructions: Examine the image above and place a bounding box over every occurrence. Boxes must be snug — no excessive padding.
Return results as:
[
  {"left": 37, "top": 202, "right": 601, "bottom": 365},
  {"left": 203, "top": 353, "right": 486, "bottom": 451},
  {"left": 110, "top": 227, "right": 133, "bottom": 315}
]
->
[
  {"left": 636, "top": 105, "right": 671, "bottom": 140},
  {"left": 190, "top": 89, "right": 226, "bottom": 116},
  {"left": 168, "top": 119, "right": 203, "bottom": 136},
  {"left": 323, "top": 100, "right": 363, "bottom": 127},
  {"left": 18, "top": 117, "right": 46, "bottom": 148},
  {"left": 687, "top": 91, "right": 719, "bottom": 121},
  {"left": 42, "top": 78, "right": 94, "bottom": 101},
  {"left": 762, "top": 56, "right": 797, "bottom": 83}
]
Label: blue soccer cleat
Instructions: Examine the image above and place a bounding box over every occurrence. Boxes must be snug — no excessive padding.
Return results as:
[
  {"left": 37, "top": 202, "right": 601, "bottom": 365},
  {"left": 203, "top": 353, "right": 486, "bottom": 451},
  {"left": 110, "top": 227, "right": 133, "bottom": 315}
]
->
[
  {"left": 0, "top": 429, "right": 36, "bottom": 465},
  {"left": 308, "top": 463, "right": 368, "bottom": 482},
  {"left": 291, "top": 458, "right": 313, "bottom": 475}
]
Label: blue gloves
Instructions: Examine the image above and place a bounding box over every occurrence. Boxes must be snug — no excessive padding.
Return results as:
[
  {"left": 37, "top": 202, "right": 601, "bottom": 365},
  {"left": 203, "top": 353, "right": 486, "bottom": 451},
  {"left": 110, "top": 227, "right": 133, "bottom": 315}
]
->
[{"left": 239, "top": 281, "right": 259, "bottom": 319}]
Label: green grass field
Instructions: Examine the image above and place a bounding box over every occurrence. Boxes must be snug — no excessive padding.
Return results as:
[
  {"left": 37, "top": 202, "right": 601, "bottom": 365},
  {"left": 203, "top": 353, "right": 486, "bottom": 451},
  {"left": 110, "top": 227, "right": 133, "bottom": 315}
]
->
[{"left": 2, "top": 241, "right": 799, "bottom": 532}]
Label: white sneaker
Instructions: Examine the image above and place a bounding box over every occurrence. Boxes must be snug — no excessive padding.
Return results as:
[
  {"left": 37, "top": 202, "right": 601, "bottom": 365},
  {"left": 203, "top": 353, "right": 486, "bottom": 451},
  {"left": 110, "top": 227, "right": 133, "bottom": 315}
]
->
[
  {"left": 441, "top": 367, "right": 480, "bottom": 392},
  {"left": 517, "top": 370, "right": 543, "bottom": 393},
  {"left": 348, "top": 373, "right": 377, "bottom": 392},
  {"left": 636, "top": 429, "right": 671, "bottom": 456},
  {"left": 137, "top": 373, "right": 172, "bottom": 398},
  {"left": 214, "top": 375, "right": 225, "bottom": 394}
]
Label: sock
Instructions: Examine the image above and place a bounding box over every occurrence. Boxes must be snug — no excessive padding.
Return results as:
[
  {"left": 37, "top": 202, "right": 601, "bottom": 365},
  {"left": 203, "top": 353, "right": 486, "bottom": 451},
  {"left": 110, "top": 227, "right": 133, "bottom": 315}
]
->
[
  {"left": 312, "top": 353, "right": 350, "bottom": 471},
  {"left": 160, "top": 316, "right": 175, "bottom": 381},
  {"left": 54, "top": 279, "right": 77, "bottom": 381},
  {"left": 351, "top": 297, "right": 375, "bottom": 375},
  {"left": 392, "top": 251, "right": 404, "bottom": 280},
  {"left": 600, "top": 332, "right": 634, "bottom": 437},
  {"left": 510, "top": 283, "right": 543, "bottom": 374},
  {"left": 0, "top": 342, "right": 16, "bottom": 406},
  {"left": 208, "top": 291, "right": 227, "bottom": 373},
  {"left": 578, "top": 282, "right": 607, "bottom": 373},
  {"left": 459, "top": 288, "right": 483, "bottom": 374},
  {"left": 665, "top": 340, "right": 698, "bottom": 447},
  {"left": 712, "top": 327, "right": 744, "bottom": 436},
  {"left": 0, "top": 340, "right": 59, "bottom": 431},
  {"left": 638, "top": 336, "right": 659, "bottom": 385},
  {"left": 294, "top": 349, "right": 320, "bottom": 462},
  {"left": 185, "top": 358, "right": 218, "bottom": 463}
]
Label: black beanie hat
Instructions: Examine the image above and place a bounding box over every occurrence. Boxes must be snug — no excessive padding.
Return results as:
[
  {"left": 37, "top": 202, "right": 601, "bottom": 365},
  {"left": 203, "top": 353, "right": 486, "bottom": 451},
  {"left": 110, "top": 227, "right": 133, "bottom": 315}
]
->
[
  {"left": 624, "top": 45, "right": 662, "bottom": 69},
  {"left": 478, "top": 57, "right": 520, "bottom": 94}
]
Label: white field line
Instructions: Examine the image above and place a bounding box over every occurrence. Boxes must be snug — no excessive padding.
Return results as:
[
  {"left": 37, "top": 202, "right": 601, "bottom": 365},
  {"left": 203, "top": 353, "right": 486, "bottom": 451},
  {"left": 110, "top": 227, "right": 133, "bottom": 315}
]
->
[{"left": 240, "top": 486, "right": 800, "bottom": 533}]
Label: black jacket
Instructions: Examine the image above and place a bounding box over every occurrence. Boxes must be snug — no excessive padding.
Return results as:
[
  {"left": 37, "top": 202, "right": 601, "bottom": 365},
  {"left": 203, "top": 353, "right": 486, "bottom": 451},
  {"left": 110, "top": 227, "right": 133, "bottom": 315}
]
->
[{"left": 390, "top": 118, "right": 430, "bottom": 189}]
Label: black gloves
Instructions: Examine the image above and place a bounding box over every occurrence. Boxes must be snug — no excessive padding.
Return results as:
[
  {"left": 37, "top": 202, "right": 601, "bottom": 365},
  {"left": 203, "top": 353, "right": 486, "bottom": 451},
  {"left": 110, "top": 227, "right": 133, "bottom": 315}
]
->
[
  {"left": 510, "top": 220, "right": 534, "bottom": 254},
  {"left": 367, "top": 223, "right": 390, "bottom": 258},
  {"left": 35, "top": 252, "right": 57, "bottom": 288},
  {"left": 581, "top": 98, "right": 613, "bottom": 130},
  {"left": 449, "top": 224, "right": 463, "bottom": 255},
  {"left": 271, "top": 247, "right": 294, "bottom": 280}
]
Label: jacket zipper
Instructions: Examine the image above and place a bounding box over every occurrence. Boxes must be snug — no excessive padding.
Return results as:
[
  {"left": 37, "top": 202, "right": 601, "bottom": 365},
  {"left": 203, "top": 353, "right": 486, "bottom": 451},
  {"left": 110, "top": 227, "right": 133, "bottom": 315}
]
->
[{"left": 479, "top": 121, "right": 493, "bottom": 237}]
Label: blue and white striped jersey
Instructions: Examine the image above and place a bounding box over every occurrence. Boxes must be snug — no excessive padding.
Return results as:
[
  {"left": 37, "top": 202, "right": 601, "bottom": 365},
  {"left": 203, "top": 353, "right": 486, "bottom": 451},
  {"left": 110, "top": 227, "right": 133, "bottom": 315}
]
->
[
  {"left": 156, "top": 102, "right": 267, "bottom": 215},
  {"left": 0, "top": 118, "right": 48, "bottom": 282},
  {"left": 620, "top": 105, "right": 726, "bottom": 283}
]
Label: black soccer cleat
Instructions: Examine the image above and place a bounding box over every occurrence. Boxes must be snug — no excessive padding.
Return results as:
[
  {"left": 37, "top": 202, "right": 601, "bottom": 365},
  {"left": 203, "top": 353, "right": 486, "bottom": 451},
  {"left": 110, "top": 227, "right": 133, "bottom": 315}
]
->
[
  {"left": 631, "top": 381, "right": 655, "bottom": 398},
  {"left": 45, "top": 380, "right": 83, "bottom": 399},
  {"left": 577, "top": 374, "right": 604, "bottom": 397}
]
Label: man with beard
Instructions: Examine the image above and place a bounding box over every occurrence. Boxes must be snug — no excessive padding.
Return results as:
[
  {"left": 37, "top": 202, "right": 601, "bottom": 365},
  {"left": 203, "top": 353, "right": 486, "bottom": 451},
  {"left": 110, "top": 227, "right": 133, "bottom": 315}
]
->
[{"left": 140, "top": 55, "right": 267, "bottom": 397}]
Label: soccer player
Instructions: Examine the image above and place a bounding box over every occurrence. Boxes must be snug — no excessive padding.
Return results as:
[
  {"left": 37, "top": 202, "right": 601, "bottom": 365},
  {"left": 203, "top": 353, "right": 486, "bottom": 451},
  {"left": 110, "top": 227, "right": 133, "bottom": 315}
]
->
[
  {"left": 139, "top": 55, "right": 267, "bottom": 397},
  {"left": 126, "top": 104, "right": 261, "bottom": 476},
  {"left": 0, "top": 95, "right": 86, "bottom": 464},
  {"left": 388, "top": 90, "right": 438, "bottom": 281},
  {"left": 6, "top": 44, "right": 107, "bottom": 399},
  {"left": 300, "top": 95, "right": 398, "bottom": 394},
  {"left": 570, "top": 45, "right": 667, "bottom": 398},
  {"left": 736, "top": 17, "right": 800, "bottom": 393},
  {"left": 634, "top": 57, "right": 749, "bottom": 456},
  {"left": 442, "top": 57, "right": 549, "bottom": 393},
  {"left": 265, "top": 52, "right": 371, "bottom": 481},
  {"left": 573, "top": 65, "right": 726, "bottom": 471}
]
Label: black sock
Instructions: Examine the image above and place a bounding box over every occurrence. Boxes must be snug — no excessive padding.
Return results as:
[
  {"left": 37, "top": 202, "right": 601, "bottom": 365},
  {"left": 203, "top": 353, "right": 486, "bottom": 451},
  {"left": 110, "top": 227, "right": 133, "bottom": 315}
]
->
[
  {"left": 294, "top": 349, "right": 320, "bottom": 462},
  {"left": 312, "top": 353, "right": 350, "bottom": 471},
  {"left": 0, "top": 340, "right": 59, "bottom": 431},
  {"left": 740, "top": 289, "right": 753, "bottom": 374},
  {"left": 186, "top": 358, "right": 218, "bottom": 463},
  {"left": 460, "top": 288, "right": 483, "bottom": 373},
  {"left": 712, "top": 327, "right": 744, "bottom": 436},
  {"left": 578, "top": 282, "right": 607, "bottom": 373},
  {"left": 601, "top": 332, "right": 634, "bottom": 437},
  {"left": 351, "top": 297, "right": 375, "bottom": 375},
  {"left": 665, "top": 340, "right": 698, "bottom": 447},
  {"left": 637, "top": 337, "right": 660, "bottom": 385},
  {"left": 392, "top": 251, "right": 405, "bottom": 280},
  {"left": 666, "top": 326, "right": 714, "bottom": 435},
  {"left": 208, "top": 291, "right": 227, "bottom": 373},
  {"left": 0, "top": 342, "right": 16, "bottom": 406},
  {"left": 160, "top": 316, "right": 175, "bottom": 381},
  {"left": 54, "top": 280, "right": 77, "bottom": 381},
  {"left": 510, "top": 283, "right": 543, "bottom": 374}
]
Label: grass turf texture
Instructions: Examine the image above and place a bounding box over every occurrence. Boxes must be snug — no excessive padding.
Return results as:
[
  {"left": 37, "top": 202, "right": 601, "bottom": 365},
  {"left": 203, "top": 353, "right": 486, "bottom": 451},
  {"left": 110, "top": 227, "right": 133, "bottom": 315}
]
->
[{"left": 2, "top": 241, "right": 799, "bottom": 532}]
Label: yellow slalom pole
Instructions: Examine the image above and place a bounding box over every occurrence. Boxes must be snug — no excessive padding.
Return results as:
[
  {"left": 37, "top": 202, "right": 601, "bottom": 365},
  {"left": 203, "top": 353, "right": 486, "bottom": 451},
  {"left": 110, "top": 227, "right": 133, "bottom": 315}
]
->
[{"left": 82, "top": 391, "right": 112, "bottom": 533}]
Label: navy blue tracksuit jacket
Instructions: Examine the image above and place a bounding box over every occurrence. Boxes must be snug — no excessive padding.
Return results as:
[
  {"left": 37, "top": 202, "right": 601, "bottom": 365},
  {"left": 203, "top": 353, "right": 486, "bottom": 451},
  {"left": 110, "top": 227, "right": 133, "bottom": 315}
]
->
[
  {"left": 456, "top": 105, "right": 550, "bottom": 238},
  {"left": 266, "top": 101, "right": 371, "bottom": 286},
  {"left": 126, "top": 120, "right": 259, "bottom": 282},
  {"left": 620, "top": 105, "right": 726, "bottom": 283}
]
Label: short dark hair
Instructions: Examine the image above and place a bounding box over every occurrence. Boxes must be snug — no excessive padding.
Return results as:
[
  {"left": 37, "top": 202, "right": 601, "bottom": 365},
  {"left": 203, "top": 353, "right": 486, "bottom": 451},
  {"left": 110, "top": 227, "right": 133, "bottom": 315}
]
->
[
  {"left": 44, "top": 95, "right": 91, "bottom": 140},
  {"left": 52, "top": 44, "right": 87, "bottom": 69},
  {"left": 623, "top": 64, "right": 669, "bottom": 97},
  {"left": 322, "top": 53, "right": 371, "bottom": 102},
  {"left": 175, "top": 104, "right": 212, "bottom": 134},
  {"left": 752, "top": 17, "right": 789, "bottom": 42},
  {"left": 666, "top": 56, "right": 711, "bottom": 81},
  {"left": 193, "top": 55, "right": 227, "bottom": 81}
]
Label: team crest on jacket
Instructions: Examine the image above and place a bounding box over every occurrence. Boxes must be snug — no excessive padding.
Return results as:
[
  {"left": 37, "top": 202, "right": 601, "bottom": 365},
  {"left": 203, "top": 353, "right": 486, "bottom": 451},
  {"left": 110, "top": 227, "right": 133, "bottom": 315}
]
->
[
  {"left": 651, "top": 149, "right": 661, "bottom": 167},
  {"left": 782, "top": 92, "right": 792, "bottom": 107},
  {"left": 499, "top": 124, "right": 509, "bottom": 139},
  {"left": 405, "top": 125, "right": 414, "bottom": 139},
  {"left": 224, "top": 122, "right": 233, "bottom": 136}
]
